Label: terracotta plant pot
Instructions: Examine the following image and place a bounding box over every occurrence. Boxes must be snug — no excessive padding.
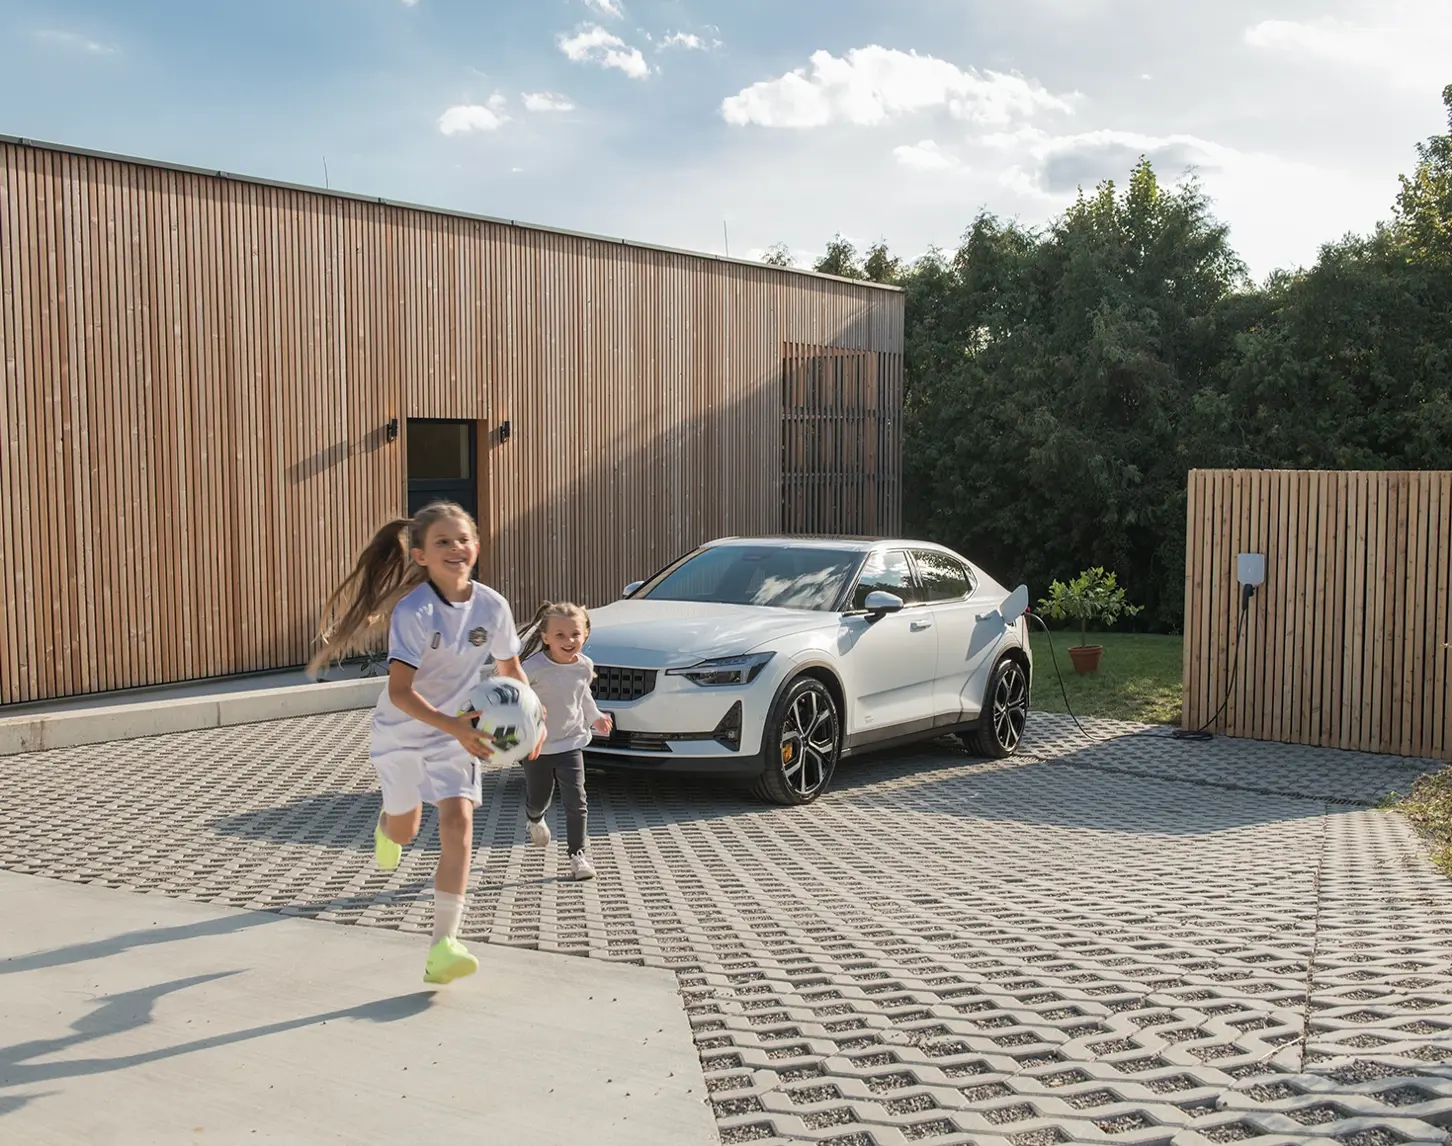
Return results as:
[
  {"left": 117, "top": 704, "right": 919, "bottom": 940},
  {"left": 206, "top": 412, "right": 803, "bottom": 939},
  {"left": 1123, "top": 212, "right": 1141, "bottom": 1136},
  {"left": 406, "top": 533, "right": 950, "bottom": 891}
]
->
[{"left": 1068, "top": 644, "right": 1103, "bottom": 674}]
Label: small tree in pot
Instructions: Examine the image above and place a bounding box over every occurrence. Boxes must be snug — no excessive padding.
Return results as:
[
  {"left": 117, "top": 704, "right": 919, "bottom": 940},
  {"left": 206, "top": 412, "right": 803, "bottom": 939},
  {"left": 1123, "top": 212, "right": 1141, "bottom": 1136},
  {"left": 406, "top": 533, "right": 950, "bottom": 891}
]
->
[{"left": 1037, "top": 568, "right": 1143, "bottom": 674}]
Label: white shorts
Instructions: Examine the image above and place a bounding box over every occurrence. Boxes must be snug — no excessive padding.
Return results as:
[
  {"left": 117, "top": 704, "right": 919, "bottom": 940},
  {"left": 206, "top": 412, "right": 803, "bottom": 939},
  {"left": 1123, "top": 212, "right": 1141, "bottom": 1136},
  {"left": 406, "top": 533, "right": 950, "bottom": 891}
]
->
[{"left": 370, "top": 726, "right": 482, "bottom": 815}]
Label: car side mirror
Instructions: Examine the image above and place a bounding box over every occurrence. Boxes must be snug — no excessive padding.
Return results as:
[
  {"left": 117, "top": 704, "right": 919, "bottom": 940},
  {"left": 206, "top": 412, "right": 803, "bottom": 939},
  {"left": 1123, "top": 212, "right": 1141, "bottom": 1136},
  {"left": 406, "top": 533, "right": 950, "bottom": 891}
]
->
[
  {"left": 622, "top": 580, "right": 644, "bottom": 598},
  {"left": 864, "top": 590, "right": 905, "bottom": 620},
  {"left": 1002, "top": 584, "right": 1029, "bottom": 625}
]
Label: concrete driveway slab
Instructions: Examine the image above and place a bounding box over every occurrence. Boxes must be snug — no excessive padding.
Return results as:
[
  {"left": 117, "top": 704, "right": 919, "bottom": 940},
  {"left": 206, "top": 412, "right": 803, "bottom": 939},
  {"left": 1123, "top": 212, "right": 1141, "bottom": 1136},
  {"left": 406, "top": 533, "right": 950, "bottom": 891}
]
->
[{"left": 0, "top": 873, "right": 716, "bottom": 1145}]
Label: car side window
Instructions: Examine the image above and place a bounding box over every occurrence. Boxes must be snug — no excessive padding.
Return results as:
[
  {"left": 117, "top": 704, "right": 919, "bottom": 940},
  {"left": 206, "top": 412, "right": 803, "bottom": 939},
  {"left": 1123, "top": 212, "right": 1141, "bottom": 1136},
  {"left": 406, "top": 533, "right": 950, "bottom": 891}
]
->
[
  {"left": 912, "top": 550, "right": 975, "bottom": 602},
  {"left": 851, "top": 550, "right": 920, "bottom": 610}
]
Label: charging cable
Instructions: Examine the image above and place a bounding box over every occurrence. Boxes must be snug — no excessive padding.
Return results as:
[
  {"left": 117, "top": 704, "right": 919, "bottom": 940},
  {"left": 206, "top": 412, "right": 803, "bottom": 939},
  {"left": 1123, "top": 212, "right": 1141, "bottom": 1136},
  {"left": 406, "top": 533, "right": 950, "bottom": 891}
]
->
[
  {"left": 1026, "top": 582, "right": 1255, "bottom": 745},
  {"left": 1025, "top": 611, "right": 1111, "bottom": 743},
  {"left": 1170, "top": 582, "right": 1254, "bottom": 742}
]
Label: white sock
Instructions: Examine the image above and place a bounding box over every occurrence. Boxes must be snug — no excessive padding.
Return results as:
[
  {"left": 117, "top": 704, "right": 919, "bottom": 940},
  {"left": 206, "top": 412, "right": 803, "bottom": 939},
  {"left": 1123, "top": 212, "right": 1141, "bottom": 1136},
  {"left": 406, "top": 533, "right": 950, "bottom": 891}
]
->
[{"left": 433, "top": 892, "right": 466, "bottom": 943}]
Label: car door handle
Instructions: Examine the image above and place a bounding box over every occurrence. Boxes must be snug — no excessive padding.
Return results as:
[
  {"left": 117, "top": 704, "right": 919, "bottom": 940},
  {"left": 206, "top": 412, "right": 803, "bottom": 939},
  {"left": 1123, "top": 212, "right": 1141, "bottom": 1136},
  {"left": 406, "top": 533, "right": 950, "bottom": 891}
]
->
[{"left": 910, "top": 619, "right": 933, "bottom": 631}]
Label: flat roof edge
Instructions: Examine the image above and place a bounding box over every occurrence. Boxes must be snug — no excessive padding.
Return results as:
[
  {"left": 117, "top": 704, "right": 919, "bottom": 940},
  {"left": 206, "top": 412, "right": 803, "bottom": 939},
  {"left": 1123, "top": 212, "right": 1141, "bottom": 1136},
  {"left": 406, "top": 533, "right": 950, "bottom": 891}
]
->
[{"left": 1, "top": 133, "right": 904, "bottom": 294}]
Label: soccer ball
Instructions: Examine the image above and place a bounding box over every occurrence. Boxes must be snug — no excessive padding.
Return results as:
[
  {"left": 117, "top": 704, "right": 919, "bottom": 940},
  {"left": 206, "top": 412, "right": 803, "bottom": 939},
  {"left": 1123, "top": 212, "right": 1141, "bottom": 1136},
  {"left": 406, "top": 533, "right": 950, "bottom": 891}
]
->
[{"left": 462, "top": 677, "right": 545, "bottom": 767}]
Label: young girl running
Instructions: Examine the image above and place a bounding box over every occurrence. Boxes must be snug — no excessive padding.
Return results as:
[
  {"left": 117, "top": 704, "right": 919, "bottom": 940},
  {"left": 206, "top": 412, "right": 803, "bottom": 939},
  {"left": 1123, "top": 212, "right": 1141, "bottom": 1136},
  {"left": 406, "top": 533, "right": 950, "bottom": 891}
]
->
[
  {"left": 519, "top": 602, "right": 612, "bottom": 881},
  {"left": 309, "top": 501, "right": 539, "bottom": 984}
]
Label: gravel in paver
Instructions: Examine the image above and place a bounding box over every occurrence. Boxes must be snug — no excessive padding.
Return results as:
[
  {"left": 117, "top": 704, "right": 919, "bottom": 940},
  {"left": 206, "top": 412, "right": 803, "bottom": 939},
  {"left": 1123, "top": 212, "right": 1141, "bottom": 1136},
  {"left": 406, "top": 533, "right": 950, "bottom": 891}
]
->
[{"left": 2, "top": 711, "right": 1451, "bottom": 1145}]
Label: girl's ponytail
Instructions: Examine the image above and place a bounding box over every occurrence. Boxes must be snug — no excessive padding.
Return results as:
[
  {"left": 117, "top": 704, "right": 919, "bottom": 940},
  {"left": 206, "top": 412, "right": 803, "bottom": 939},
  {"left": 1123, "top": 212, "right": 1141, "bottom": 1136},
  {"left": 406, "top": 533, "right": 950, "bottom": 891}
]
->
[
  {"left": 516, "top": 601, "right": 555, "bottom": 666},
  {"left": 307, "top": 518, "right": 421, "bottom": 676}
]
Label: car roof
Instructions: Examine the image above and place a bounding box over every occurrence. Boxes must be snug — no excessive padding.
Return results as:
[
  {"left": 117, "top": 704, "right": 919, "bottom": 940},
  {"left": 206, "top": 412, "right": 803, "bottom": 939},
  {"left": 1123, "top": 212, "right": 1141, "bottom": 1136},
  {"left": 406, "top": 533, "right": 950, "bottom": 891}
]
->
[{"left": 702, "top": 535, "right": 957, "bottom": 554}]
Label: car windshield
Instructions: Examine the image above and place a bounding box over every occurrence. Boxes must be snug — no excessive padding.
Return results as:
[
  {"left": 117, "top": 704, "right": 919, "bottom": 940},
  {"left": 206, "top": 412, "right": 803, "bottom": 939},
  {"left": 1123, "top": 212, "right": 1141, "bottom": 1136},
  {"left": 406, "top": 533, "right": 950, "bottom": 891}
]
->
[{"left": 639, "top": 544, "right": 862, "bottom": 611}]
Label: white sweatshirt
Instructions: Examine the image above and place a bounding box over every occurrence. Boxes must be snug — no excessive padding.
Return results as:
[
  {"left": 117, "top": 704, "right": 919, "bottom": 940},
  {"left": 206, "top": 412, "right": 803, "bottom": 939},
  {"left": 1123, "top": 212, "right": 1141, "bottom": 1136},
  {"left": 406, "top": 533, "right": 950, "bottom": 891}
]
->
[{"left": 523, "top": 651, "right": 606, "bottom": 754}]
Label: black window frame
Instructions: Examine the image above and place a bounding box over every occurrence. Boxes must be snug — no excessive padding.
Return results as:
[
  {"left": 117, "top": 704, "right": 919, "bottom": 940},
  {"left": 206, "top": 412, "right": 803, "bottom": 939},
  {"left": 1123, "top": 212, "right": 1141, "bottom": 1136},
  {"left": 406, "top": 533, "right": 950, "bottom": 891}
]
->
[
  {"left": 406, "top": 417, "right": 478, "bottom": 518},
  {"left": 846, "top": 547, "right": 925, "bottom": 612},
  {"left": 908, "top": 548, "right": 977, "bottom": 604}
]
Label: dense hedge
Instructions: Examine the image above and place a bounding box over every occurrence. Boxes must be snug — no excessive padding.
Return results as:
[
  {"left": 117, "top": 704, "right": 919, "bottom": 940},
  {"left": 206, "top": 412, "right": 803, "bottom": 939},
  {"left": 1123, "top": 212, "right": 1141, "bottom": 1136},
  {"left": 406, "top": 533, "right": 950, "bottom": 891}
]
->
[{"left": 805, "top": 86, "right": 1452, "bottom": 631}]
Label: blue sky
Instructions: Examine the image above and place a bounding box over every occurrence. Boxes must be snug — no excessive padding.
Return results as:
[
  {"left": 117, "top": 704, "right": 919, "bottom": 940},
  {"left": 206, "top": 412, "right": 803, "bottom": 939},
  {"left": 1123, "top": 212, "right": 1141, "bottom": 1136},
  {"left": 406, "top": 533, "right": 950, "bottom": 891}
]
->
[{"left": 3, "top": 0, "right": 1449, "bottom": 279}]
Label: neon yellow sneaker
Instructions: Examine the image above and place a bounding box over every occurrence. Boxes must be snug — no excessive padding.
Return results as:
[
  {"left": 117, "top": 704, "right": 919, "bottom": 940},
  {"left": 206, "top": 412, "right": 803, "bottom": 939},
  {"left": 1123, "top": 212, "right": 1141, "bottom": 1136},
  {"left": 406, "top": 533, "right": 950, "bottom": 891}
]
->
[
  {"left": 374, "top": 818, "right": 402, "bottom": 873},
  {"left": 424, "top": 937, "right": 479, "bottom": 984}
]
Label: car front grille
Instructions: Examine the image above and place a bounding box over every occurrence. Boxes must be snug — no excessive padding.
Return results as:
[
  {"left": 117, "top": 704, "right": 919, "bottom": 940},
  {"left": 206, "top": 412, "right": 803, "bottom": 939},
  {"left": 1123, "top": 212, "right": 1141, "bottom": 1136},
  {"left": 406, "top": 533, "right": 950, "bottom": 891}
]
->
[
  {"left": 587, "top": 701, "right": 743, "bottom": 755},
  {"left": 591, "top": 666, "right": 658, "bottom": 703}
]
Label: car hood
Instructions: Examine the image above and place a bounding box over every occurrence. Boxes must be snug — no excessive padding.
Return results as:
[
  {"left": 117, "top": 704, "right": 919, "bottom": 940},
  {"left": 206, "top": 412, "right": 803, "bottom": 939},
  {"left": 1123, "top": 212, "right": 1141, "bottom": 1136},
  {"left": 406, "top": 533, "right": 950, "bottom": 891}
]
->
[{"left": 584, "top": 600, "right": 828, "bottom": 669}]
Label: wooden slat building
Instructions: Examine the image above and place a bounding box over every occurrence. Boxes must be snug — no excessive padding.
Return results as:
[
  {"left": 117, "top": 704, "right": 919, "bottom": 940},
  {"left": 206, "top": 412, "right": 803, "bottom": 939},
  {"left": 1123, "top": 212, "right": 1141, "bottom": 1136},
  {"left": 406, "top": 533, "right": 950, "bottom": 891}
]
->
[
  {"left": 0, "top": 137, "right": 904, "bottom": 706},
  {"left": 1183, "top": 469, "right": 1451, "bottom": 761}
]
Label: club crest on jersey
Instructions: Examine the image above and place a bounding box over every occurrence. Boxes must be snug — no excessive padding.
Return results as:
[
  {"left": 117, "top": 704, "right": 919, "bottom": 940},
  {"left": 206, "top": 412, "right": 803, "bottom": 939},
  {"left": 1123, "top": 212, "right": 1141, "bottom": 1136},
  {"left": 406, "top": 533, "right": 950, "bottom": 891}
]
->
[{"left": 468, "top": 627, "right": 488, "bottom": 647}]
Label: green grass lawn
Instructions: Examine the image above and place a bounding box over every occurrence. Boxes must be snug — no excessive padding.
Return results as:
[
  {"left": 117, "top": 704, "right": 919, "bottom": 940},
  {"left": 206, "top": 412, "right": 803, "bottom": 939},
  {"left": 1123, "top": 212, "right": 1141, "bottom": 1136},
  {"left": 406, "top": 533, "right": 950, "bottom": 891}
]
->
[
  {"left": 1395, "top": 770, "right": 1452, "bottom": 876},
  {"left": 1029, "top": 630, "right": 1183, "bottom": 726}
]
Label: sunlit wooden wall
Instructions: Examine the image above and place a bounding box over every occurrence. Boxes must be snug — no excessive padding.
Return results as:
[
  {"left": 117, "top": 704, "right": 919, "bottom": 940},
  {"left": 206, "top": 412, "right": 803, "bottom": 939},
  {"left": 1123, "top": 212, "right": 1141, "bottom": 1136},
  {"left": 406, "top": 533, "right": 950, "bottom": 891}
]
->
[
  {"left": 0, "top": 138, "right": 904, "bottom": 704},
  {"left": 1183, "top": 469, "right": 1451, "bottom": 761},
  {"left": 781, "top": 345, "right": 902, "bottom": 536}
]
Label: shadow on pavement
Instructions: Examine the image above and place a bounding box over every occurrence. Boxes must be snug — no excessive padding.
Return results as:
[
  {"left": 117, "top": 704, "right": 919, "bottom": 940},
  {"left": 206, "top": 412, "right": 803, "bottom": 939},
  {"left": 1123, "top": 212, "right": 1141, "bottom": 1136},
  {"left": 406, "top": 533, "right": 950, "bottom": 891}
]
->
[
  {"left": 1, "top": 913, "right": 280, "bottom": 976},
  {"left": 0, "top": 973, "right": 434, "bottom": 1092}
]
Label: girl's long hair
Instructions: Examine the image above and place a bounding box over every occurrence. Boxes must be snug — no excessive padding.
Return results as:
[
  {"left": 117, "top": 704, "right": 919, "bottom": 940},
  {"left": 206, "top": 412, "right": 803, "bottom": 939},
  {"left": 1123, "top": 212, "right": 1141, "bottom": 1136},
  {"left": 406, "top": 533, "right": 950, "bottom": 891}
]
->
[
  {"left": 307, "top": 501, "right": 475, "bottom": 676},
  {"left": 517, "top": 601, "right": 591, "bottom": 664}
]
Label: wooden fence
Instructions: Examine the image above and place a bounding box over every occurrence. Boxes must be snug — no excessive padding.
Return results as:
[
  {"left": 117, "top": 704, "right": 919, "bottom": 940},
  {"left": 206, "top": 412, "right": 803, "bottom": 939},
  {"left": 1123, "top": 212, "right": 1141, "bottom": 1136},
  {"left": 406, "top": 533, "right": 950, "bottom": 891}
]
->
[
  {"left": 1183, "top": 469, "right": 1451, "bottom": 761},
  {"left": 780, "top": 344, "right": 903, "bottom": 536}
]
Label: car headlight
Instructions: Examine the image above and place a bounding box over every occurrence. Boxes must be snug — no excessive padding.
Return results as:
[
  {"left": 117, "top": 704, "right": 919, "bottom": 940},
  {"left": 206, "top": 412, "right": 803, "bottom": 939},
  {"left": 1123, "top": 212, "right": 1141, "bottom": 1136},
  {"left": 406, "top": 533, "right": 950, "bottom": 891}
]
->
[{"left": 665, "top": 652, "right": 775, "bottom": 687}]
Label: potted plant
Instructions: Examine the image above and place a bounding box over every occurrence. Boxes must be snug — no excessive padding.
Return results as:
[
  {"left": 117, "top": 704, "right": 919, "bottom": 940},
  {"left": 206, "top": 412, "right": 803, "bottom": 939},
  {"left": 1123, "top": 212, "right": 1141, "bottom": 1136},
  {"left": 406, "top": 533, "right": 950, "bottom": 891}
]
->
[{"left": 1037, "top": 567, "right": 1142, "bottom": 674}]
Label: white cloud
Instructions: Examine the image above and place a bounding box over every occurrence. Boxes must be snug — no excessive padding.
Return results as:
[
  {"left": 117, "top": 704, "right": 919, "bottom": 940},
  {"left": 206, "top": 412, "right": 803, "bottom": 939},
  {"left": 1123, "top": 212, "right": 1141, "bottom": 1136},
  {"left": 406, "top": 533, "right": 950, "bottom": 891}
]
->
[
  {"left": 1007, "top": 128, "right": 1233, "bottom": 197},
  {"left": 523, "top": 91, "right": 576, "bottom": 113},
  {"left": 660, "top": 32, "right": 716, "bottom": 52},
  {"left": 1245, "top": 3, "right": 1452, "bottom": 92},
  {"left": 893, "top": 140, "right": 967, "bottom": 173},
  {"left": 36, "top": 29, "right": 117, "bottom": 55},
  {"left": 720, "top": 46, "right": 1073, "bottom": 130},
  {"left": 438, "top": 95, "right": 510, "bottom": 136},
  {"left": 583, "top": 0, "right": 624, "bottom": 17},
  {"left": 1246, "top": 19, "right": 1385, "bottom": 67},
  {"left": 559, "top": 25, "right": 650, "bottom": 80}
]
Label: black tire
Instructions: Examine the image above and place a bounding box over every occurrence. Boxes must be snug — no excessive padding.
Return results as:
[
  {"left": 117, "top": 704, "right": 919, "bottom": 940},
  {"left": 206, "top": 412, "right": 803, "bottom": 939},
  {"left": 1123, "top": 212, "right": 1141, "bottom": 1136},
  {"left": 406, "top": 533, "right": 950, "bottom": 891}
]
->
[
  {"left": 752, "top": 676, "right": 842, "bottom": 806},
  {"left": 960, "top": 657, "right": 1030, "bottom": 759}
]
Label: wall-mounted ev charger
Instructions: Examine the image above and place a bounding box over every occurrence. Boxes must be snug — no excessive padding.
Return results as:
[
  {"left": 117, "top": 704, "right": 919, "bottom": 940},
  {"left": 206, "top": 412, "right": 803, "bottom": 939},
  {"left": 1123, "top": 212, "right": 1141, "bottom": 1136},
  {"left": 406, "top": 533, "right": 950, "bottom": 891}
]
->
[{"left": 1236, "top": 552, "right": 1265, "bottom": 609}]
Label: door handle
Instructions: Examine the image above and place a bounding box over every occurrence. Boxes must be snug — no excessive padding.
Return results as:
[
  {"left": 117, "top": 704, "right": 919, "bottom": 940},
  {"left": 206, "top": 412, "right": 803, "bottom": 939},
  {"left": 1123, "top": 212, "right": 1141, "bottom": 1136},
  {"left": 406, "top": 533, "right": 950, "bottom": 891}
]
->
[{"left": 911, "top": 619, "right": 932, "bottom": 631}]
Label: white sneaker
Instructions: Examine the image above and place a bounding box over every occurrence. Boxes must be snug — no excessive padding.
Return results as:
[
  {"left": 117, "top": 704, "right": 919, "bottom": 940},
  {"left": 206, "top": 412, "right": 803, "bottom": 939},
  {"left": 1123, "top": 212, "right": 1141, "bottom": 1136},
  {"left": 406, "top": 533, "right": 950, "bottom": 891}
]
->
[
  {"left": 570, "top": 851, "right": 596, "bottom": 881},
  {"left": 527, "top": 818, "right": 551, "bottom": 847}
]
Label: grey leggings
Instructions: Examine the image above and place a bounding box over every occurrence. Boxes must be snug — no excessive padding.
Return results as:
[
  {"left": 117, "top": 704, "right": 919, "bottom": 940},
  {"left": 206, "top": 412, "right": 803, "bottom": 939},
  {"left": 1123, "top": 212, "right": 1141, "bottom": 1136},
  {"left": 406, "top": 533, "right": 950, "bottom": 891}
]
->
[{"left": 523, "top": 749, "right": 588, "bottom": 855}]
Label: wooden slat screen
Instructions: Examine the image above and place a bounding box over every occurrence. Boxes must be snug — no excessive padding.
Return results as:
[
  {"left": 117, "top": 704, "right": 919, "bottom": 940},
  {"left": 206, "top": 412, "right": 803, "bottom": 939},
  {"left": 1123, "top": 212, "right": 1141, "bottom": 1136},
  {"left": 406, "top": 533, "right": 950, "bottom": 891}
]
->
[
  {"left": 780, "top": 344, "right": 903, "bottom": 536},
  {"left": 1183, "top": 469, "right": 1451, "bottom": 761},
  {"left": 0, "top": 139, "right": 905, "bottom": 704}
]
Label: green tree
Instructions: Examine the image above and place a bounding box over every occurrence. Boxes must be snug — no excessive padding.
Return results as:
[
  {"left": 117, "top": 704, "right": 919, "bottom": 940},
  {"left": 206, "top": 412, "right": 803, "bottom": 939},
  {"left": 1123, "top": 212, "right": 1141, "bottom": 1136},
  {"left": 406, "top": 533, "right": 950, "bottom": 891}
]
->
[
  {"left": 814, "top": 234, "right": 866, "bottom": 279},
  {"left": 862, "top": 241, "right": 902, "bottom": 284},
  {"left": 822, "top": 82, "right": 1452, "bottom": 631},
  {"left": 761, "top": 242, "right": 794, "bottom": 268},
  {"left": 906, "top": 159, "right": 1247, "bottom": 626},
  {"left": 1394, "top": 83, "right": 1452, "bottom": 262}
]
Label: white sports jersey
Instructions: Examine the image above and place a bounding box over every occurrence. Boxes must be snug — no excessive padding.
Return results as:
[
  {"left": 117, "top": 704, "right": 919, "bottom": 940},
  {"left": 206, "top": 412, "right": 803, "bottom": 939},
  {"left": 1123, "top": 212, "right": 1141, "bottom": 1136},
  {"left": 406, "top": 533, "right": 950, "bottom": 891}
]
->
[{"left": 372, "top": 580, "right": 522, "bottom": 739}]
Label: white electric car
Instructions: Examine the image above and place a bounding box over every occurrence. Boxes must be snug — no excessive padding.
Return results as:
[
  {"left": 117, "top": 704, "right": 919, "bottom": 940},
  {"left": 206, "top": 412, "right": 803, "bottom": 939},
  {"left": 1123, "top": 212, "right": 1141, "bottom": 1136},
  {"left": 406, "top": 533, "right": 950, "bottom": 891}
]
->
[{"left": 582, "top": 537, "right": 1032, "bottom": 805}]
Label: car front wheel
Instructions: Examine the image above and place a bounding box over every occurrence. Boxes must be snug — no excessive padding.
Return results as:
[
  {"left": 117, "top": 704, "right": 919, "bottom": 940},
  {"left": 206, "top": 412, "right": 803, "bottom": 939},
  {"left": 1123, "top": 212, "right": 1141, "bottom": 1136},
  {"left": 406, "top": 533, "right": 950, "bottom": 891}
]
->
[
  {"left": 752, "top": 676, "right": 841, "bottom": 806},
  {"left": 960, "top": 656, "right": 1029, "bottom": 759}
]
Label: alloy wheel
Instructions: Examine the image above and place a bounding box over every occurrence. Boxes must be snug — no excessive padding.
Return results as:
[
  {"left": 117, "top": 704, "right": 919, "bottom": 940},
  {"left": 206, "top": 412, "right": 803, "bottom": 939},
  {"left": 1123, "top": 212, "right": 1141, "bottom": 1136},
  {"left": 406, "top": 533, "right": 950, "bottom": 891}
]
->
[
  {"left": 778, "top": 686, "right": 839, "bottom": 799},
  {"left": 992, "top": 660, "right": 1029, "bottom": 753}
]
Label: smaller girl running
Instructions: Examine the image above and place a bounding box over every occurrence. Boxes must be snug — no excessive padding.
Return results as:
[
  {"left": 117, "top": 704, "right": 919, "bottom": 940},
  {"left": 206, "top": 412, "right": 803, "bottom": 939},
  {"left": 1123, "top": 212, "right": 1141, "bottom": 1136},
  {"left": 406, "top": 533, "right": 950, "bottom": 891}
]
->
[
  {"left": 519, "top": 602, "right": 612, "bottom": 880},
  {"left": 310, "top": 501, "right": 540, "bottom": 985}
]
